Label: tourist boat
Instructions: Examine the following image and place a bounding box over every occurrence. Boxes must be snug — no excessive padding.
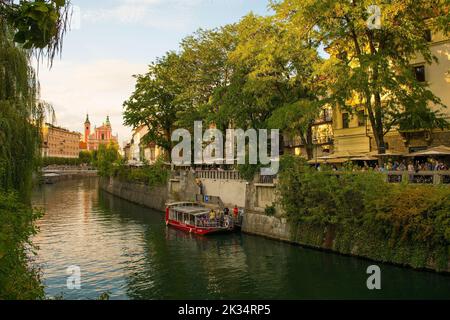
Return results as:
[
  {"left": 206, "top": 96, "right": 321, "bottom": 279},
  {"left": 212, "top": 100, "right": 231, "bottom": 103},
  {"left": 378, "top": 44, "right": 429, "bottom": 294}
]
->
[{"left": 165, "top": 202, "right": 235, "bottom": 236}]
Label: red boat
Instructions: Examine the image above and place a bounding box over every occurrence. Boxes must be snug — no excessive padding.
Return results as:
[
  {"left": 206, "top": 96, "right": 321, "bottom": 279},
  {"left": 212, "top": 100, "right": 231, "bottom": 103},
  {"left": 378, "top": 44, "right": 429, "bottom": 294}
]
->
[{"left": 165, "top": 202, "right": 235, "bottom": 236}]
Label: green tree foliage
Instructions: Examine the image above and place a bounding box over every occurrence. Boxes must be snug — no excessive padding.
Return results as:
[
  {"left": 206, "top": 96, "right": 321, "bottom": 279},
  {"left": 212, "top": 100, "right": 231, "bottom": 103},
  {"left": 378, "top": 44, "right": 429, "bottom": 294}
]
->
[
  {"left": 42, "top": 157, "right": 82, "bottom": 166},
  {"left": 96, "top": 143, "right": 121, "bottom": 177},
  {"left": 271, "top": 0, "right": 449, "bottom": 154},
  {"left": 123, "top": 53, "right": 183, "bottom": 158},
  {"left": 0, "top": 0, "right": 70, "bottom": 300},
  {"left": 111, "top": 157, "right": 170, "bottom": 188},
  {"left": 1, "top": 0, "right": 70, "bottom": 63},
  {"left": 78, "top": 150, "right": 93, "bottom": 165},
  {"left": 0, "top": 192, "right": 44, "bottom": 299},
  {"left": 125, "top": 14, "right": 325, "bottom": 161}
]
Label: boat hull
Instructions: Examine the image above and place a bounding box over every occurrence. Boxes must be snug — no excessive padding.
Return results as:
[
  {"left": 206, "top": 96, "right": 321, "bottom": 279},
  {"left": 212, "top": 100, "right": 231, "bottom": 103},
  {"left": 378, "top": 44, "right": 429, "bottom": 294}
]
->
[{"left": 166, "top": 219, "right": 232, "bottom": 236}]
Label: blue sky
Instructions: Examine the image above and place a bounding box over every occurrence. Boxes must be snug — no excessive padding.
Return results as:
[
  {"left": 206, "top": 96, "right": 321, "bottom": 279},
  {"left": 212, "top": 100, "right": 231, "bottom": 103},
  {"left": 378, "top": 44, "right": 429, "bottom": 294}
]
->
[{"left": 38, "top": 0, "right": 271, "bottom": 144}]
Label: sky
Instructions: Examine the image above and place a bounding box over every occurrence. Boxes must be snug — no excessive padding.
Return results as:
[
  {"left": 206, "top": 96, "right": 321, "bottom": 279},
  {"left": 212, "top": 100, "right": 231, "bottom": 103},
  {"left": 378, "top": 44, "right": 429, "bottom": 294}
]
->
[{"left": 37, "top": 0, "right": 271, "bottom": 146}]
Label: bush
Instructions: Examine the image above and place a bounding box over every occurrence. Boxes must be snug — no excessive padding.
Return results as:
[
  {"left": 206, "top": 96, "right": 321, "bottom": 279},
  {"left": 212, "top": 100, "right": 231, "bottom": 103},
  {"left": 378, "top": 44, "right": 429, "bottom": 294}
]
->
[
  {"left": 0, "top": 191, "right": 44, "bottom": 300},
  {"left": 43, "top": 157, "right": 82, "bottom": 167},
  {"left": 111, "top": 158, "right": 169, "bottom": 188},
  {"left": 265, "top": 204, "right": 276, "bottom": 216},
  {"left": 277, "top": 154, "right": 450, "bottom": 250}
]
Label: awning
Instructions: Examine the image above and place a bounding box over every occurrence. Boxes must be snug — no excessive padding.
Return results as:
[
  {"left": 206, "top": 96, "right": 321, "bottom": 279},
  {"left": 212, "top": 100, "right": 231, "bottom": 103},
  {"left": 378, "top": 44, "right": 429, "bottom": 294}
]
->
[
  {"left": 326, "top": 158, "right": 352, "bottom": 164},
  {"left": 351, "top": 156, "right": 378, "bottom": 161},
  {"left": 368, "top": 150, "right": 406, "bottom": 157},
  {"left": 406, "top": 145, "right": 450, "bottom": 157},
  {"left": 318, "top": 151, "right": 355, "bottom": 160},
  {"left": 308, "top": 158, "right": 350, "bottom": 164}
]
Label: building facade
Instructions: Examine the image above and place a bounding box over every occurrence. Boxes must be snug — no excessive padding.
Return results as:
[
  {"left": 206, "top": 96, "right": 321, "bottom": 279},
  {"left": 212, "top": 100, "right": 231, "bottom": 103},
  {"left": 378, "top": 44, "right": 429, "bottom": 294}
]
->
[
  {"left": 285, "top": 29, "right": 450, "bottom": 159},
  {"left": 126, "top": 125, "right": 165, "bottom": 164},
  {"left": 42, "top": 124, "right": 81, "bottom": 158},
  {"left": 83, "top": 115, "right": 119, "bottom": 151},
  {"left": 332, "top": 30, "right": 450, "bottom": 157}
]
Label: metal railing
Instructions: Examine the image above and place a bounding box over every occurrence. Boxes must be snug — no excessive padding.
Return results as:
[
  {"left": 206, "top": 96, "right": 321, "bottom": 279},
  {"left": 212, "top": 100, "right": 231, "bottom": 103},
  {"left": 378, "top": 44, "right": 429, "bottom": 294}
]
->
[
  {"left": 259, "top": 175, "right": 277, "bottom": 184},
  {"left": 443, "top": 175, "right": 450, "bottom": 185},
  {"left": 196, "top": 170, "right": 242, "bottom": 181},
  {"left": 196, "top": 194, "right": 225, "bottom": 210},
  {"left": 385, "top": 171, "right": 450, "bottom": 185}
]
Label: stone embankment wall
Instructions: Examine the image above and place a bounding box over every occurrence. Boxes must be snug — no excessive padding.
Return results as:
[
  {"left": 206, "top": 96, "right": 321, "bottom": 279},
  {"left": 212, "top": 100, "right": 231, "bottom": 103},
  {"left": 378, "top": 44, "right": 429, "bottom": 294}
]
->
[
  {"left": 100, "top": 171, "right": 199, "bottom": 212},
  {"left": 242, "top": 212, "right": 450, "bottom": 273},
  {"left": 100, "top": 177, "right": 169, "bottom": 212}
]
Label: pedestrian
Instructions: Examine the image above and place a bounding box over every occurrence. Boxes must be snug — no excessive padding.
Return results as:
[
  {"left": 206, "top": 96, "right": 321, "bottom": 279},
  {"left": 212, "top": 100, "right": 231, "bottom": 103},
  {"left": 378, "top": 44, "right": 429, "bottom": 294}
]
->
[
  {"left": 197, "top": 180, "right": 204, "bottom": 196},
  {"left": 408, "top": 162, "right": 415, "bottom": 182}
]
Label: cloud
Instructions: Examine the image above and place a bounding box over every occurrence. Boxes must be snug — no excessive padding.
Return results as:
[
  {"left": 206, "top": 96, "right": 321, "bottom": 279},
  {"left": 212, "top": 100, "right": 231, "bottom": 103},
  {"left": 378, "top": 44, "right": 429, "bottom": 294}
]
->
[
  {"left": 37, "top": 59, "right": 148, "bottom": 146},
  {"left": 77, "top": 0, "right": 206, "bottom": 30}
]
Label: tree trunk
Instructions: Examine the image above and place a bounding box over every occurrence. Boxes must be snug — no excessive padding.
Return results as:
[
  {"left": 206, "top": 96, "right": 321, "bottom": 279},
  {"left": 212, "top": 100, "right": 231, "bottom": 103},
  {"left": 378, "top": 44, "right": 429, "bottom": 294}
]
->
[{"left": 302, "top": 125, "right": 315, "bottom": 161}]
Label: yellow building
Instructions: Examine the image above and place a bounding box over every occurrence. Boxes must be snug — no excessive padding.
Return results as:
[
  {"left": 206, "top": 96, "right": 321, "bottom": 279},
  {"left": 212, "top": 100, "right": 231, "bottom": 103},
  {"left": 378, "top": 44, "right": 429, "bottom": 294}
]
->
[
  {"left": 283, "top": 106, "right": 335, "bottom": 158},
  {"left": 332, "top": 29, "right": 450, "bottom": 157},
  {"left": 42, "top": 124, "right": 81, "bottom": 159}
]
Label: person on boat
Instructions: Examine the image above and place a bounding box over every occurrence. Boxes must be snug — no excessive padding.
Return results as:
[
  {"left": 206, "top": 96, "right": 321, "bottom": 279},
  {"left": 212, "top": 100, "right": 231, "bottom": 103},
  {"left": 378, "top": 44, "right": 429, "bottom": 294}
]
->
[
  {"left": 209, "top": 209, "right": 216, "bottom": 223},
  {"left": 233, "top": 206, "right": 239, "bottom": 220},
  {"left": 224, "top": 207, "right": 230, "bottom": 216},
  {"left": 199, "top": 216, "right": 205, "bottom": 227},
  {"left": 219, "top": 211, "right": 225, "bottom": 227}
]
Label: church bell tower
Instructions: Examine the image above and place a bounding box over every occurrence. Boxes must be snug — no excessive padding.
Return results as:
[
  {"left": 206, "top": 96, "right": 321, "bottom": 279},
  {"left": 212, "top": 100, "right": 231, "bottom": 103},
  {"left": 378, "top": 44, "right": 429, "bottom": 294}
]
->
[{"left": 84, "top": 114, "right": 91, "bottom": 144}]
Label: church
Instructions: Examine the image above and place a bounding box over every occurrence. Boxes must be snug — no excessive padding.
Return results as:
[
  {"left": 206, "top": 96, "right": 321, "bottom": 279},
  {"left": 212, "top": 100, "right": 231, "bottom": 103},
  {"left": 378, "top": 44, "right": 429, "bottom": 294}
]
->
[{"left": 81, "top": 115, "right": 119, "bottom": 151}]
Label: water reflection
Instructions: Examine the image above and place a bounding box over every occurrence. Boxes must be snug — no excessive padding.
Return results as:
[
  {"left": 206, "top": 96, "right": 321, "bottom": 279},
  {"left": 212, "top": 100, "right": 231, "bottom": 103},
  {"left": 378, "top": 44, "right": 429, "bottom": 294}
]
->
[{"left": 32, "top": 178, "right": 450, "bottom": 300}]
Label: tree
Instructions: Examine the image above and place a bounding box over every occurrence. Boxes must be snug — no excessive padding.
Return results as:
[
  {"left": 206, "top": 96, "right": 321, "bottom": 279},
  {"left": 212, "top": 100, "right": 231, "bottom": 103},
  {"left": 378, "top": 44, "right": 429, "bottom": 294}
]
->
[
  {"left": 124, "top": 52, "right": 183, "bottom": 160},
  {"left": 96, "top": 143, "right": 120, "bottom": 177},
  {"left": 0, "top": 0, "right": 70, "bottom": 198},
  {"left": 268, "top": 100, "right": 320, "bottom": 159},
  {"left": 0, "top": 0, "right": 70, "bottom": 64},
  {"left": 228, "top": 14, "right": 323, "bottom": 158},
  {"left": 272, "top": 0, "right": 449, "bottom": 155},
  {"left": 176, "top": 26, "right": 238, "bottom": 131},
  {"left": 79, "top": 150, "right": 93, "bottom": 165},
  {"left": 0, "top": 0, "right": 70, "bottom": 300}
]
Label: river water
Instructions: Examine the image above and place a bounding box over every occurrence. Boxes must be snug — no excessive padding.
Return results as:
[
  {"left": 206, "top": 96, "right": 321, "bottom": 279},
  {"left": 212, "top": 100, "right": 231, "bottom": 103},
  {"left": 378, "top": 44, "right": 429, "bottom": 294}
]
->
[{"left": 31, "top": 178, "right": 450, "bottom": 300}]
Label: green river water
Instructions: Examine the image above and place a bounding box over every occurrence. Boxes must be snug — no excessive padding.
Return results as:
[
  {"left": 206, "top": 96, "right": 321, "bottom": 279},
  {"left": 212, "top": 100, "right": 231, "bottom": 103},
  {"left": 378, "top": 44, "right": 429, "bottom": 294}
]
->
[{"left": 31, "top": 178, "right": 450, "bottom": 300}]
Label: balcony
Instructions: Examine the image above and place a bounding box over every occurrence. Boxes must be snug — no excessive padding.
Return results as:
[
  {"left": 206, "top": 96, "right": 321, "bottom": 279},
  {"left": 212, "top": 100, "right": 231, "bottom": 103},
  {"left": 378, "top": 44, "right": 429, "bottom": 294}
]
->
[{"left": 313, "top": 111, "right": 333, "bottom": 126}]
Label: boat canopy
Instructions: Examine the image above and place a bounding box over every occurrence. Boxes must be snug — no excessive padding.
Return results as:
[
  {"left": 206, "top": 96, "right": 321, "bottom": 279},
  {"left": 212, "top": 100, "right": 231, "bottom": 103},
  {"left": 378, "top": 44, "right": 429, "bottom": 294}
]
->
[{"left": 171, "top": 205, "right": 210, "bottom": 216}]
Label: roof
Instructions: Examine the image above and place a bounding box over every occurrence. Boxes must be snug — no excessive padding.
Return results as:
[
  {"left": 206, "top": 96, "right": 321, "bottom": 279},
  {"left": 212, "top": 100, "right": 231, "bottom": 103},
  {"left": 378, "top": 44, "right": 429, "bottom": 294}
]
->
[
  {"left": 167, "top": 202, "right": 210, "bottom": 216},
  {"left": 171, "top": 205, "right": 210, "bottom": 216}
]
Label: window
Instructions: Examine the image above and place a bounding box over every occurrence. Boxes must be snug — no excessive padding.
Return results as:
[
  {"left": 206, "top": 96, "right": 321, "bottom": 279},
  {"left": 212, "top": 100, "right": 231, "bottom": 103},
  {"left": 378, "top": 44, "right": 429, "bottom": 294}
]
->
[
  {"left": 342, "top": 113, "right": 350, "bottom": 129},
  {"left": 102, "top": 134, "right": 105, "bottom": 140},
  {"left": 357, "top": 110, "right": 366, "bottom": 127},
  {"left": 413, "top": 65, "right": 426, "bottom": 82}
]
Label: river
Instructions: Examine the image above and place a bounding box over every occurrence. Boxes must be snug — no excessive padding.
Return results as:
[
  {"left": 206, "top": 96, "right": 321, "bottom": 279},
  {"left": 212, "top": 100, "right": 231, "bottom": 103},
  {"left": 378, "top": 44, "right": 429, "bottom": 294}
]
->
[{"left": 31, "top": 178, "right": 450, "bottom": 300}]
